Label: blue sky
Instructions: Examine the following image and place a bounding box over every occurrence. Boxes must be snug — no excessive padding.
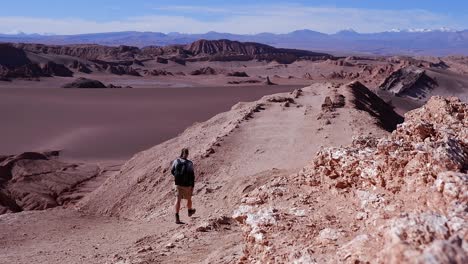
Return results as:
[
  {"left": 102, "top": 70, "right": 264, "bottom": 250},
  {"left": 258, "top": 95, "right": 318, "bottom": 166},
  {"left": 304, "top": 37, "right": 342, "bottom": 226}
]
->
[{"left": 0, "top": 0, "right": 466, "bottom": 34}]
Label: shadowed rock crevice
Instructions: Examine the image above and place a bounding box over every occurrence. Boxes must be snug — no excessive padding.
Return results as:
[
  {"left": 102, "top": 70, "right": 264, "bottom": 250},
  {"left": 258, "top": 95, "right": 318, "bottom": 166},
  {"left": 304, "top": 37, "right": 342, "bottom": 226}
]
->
[{"left": 349, "top": 81, "right": 404, "bottom": 131}]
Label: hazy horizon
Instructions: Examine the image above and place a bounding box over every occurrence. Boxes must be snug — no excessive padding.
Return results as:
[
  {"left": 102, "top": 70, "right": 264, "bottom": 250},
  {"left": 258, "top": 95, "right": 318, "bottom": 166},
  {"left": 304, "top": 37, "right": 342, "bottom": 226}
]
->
[
  {"left": 1, "top": 0, "right": 467, "bottom": 35},
  {"left": 2, "top": 27, "right": 467, "bottom": 37}
]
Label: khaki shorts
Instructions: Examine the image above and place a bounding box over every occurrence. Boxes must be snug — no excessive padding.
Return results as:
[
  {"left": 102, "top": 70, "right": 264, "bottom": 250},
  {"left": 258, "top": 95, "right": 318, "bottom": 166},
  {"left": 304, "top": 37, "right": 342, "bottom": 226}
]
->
[{"left": 174, "top": 185, "right": 193, "bottom": 200}]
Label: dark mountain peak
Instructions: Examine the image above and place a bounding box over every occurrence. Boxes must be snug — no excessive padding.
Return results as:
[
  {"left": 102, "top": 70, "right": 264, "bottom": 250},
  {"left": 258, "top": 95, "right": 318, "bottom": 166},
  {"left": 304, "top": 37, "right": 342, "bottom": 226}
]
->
[{"left": 184, "top": 39, "right": 332, "bottom": 63}]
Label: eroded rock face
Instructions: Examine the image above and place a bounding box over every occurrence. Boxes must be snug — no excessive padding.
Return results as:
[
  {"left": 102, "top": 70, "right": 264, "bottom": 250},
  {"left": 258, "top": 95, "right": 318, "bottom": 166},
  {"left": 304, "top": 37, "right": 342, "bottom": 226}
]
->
[
  {"left": 234, "top": 96, "right": 467, "bottom": 263},
  {"left": 185, "top": 39, "right": 332, "bottom": 63},
  {"left": 41, "top": 61, "right": 73, "bottom": 77},
  {"left": 0, "top": 152, "right": 99, "bottom": 214},
  {"left": 0, "top": 63, "right": 44, "bottom": 79},
  {"left": 13, "top": 43, "right": 141, "bottom": 61},
  {"left": 379, "top": 66, "right": 438, "bottom": 97},
  {"left": 69, "top": 60, "right": 92, "bottom": 73}
]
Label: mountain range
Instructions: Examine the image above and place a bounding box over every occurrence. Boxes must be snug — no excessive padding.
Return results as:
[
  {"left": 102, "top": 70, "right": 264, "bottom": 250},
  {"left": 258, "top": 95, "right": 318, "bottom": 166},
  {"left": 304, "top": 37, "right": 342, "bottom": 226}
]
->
[{"left": 1, "top": 29, "right": 468, "bottom": 56}]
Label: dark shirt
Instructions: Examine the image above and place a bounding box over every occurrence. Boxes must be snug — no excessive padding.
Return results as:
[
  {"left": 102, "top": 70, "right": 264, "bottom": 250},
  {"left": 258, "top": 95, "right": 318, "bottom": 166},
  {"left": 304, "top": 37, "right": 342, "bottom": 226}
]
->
[{"left": 171, "top": 158, "right": 195, "bottom": 187}]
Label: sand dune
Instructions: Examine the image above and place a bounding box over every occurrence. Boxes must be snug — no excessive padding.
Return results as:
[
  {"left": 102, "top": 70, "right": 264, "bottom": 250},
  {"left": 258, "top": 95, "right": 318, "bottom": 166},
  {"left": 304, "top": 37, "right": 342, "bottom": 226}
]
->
[{"left": 0, "top": 85, "right": 302, "bottom": 161}]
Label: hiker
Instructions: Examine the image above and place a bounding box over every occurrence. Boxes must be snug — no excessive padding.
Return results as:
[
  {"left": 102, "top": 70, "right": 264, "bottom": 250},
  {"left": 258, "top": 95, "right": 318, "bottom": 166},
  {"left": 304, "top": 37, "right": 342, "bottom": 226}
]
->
[{"left": 171, "top": 148, "right": 196, "bottom": 224}]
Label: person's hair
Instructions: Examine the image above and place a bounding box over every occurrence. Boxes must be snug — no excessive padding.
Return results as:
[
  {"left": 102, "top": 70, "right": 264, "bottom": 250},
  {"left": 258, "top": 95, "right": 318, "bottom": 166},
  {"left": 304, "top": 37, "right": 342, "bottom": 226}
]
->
[{"left": 180, "top": 148, "right": 189, "bottom": 158}]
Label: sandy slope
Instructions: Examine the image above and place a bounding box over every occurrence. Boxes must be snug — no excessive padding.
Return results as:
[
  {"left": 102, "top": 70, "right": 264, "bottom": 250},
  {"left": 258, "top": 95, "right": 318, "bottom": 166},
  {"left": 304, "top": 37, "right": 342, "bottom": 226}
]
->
[{"left": 0, "top": 85, "right": 301, "bottom": 161}]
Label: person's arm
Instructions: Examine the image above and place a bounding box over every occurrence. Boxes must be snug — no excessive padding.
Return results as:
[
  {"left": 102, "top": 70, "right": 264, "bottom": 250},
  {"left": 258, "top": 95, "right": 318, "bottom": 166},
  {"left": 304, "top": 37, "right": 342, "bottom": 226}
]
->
[
  {"left": 170, "top": 159, "right": 177, "bottom": 176},
  {"left": 189, "top": 163, "right": 195, "bottom": 188}
]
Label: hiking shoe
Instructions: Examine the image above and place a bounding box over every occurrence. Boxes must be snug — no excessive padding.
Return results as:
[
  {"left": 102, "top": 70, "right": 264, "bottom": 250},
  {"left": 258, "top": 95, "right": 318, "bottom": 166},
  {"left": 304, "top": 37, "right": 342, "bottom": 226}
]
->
[
  {"left": 188, "top": 208, "right": 196, "bottom": 217},
  {"left": 175, "top": 213, "right": 183, "bottom": 224}
]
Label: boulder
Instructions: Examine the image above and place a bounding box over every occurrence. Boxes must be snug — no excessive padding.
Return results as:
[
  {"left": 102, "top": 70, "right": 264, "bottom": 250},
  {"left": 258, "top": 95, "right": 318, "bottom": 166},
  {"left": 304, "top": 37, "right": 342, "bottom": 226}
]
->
[
  {"left": 190, "top": 67, "right": 217, "bottom": 75},
  {"left": 156, "top": 57, "right": 169, "bottom": 64},
  {"left": 62, "top": 77, "right": 107, "bottom": 88},
  {"left": 227, "top": 71, "right": 249, "bottom": 77}
]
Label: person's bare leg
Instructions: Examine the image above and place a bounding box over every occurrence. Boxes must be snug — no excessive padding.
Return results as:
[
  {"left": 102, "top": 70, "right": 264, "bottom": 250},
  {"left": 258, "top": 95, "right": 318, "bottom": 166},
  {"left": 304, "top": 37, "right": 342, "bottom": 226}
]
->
[
  {"left": 187, "top": 188, "right": 196, "bottom": 217},
  {"left": 175, "top": 197, "right": 181, "bottom": 213},
  {"left": 187, "top": 198, "right": 192, "bottom": 210},
  {"left": 175, "top": 197, "right": 182, "bottom": 223}
]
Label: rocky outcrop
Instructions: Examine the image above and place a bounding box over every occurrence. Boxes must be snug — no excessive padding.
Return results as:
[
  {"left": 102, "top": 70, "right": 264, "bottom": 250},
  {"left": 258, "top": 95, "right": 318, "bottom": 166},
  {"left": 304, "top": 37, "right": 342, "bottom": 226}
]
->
[
  {"left": 190, "top": 67, "right": 217, "bottom": 75},
  {"left": 321, "top": 93, "right": 345, "bottom": 112},
  {"left": 185, "top": 39, "right": 333, "bottom": 63},
  {"left": 141, "top": 45, "right": 188, "bottom": 58},
  {"left": 0, "top": 63, "right": 44, "bottom": 79},
  {"left": 103, "top": 64, "right": 140, "bottom": 76},
  {"left": 234, "top": 96, "right": 467, "bottom": 263},
  {"left": 0, "top": 152, "right": 99, "bottom": 214},
  {"left": 141, "top": 40, "right": 332, "bottom": 64},
  {"left": 186, "top": 39, "right": 279, "bottom": 56},
  {"left": 62, "top": 77, "right": 107, "bottom": 88},
  {"left": 228, "top": 80, "right": 261, "bottom": 84},
  {"left": 40, "top": 61, "right": 73, "bottom": 77},
  {"left": 143, "top": 69, "right": 174, "bottom": 76},
  {"left": 348, "top": 81, "right": 404, "bottom": 131},
  {"left": 69, "top": 60, "right": 92, "bottom": 73},
  {"left": 387, "top": 56, "right": 449, "bottom": 69},
  {"left": 326, "top": 71, "right": 361, "bottom": 80},
  {"left": 316, "top": 82, "right": 402, "bottom": 130},
  {"left": 265, "top": 76, "right": 276, "bottom": 85},
  {"left": 156, "top": 57, "right": 169, "bottom": 64},
  {"left": 380, "top": 66, "right": 438, "bottom": 96},
  {"left": 0, "top": 43, "right": 48, "bottom": 79},
  {"left": 227, "top": 71, "right": 249, "bottom": 77},
  {"left": 303, "top": 72, "right": 314, "bottom": 80},
  {"left": 13, "top": 43, "right": 142, "bottom": 61},
  {"left": 168, "top": 56, "right": 187, "bottom": 65}
]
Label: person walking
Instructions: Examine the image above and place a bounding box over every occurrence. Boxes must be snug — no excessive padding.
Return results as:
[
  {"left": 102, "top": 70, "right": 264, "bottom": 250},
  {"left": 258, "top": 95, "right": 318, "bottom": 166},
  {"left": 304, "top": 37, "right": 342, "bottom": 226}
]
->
[{"left": 171, "top": 148, "right": 196, "bottom": 224}]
